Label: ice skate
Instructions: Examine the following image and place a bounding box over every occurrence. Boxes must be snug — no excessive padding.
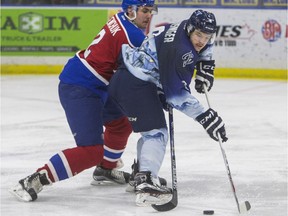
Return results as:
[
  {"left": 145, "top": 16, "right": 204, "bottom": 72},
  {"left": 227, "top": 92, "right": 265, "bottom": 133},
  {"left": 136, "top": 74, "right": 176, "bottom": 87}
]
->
[
  {"left": 134, "top": 171, "right": 172, "bottom": 206},
  {"left": 91, "top": 166, "right": 130, "bottom": 185},
  {"left": 9, "top": 170, "right": 52, "bottom": 202},
  {"left": 126, "top": 160, "right": 167, "bottom": 192}
]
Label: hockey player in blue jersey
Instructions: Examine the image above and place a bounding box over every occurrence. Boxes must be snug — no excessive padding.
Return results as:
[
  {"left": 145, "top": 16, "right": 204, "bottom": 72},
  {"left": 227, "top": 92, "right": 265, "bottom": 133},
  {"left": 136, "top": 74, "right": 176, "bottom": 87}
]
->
[{"left": 108, "top": 10, "right": 228, "bottom": 205}]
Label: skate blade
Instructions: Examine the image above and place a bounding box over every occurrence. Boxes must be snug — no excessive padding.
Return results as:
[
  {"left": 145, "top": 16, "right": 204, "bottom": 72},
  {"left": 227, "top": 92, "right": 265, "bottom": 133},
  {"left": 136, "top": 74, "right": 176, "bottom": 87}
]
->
[
  {"left": 90, "top": 179, "right": 118, "bottom": 186},
  {"left": 136, "top": 192, "right": 172, "bottom": 206},
  {"left": 9, "top": 184, "right": 33, "bottom": 202}
]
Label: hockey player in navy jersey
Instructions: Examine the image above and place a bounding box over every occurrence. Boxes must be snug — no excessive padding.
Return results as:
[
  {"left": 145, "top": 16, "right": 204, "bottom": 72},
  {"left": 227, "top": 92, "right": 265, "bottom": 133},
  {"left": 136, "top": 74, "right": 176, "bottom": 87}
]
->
[
  {"left": 108, "top": 10, "right": 228, "bottom": 205},
  {"left": 9, "top": 0, "right": 159, "bottom": 202}
]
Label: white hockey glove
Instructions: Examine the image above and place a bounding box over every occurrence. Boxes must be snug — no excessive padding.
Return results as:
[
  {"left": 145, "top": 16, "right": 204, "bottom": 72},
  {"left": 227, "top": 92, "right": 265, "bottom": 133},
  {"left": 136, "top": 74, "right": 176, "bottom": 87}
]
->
[
  {"left": 195, "top": 60, "right": 215, "bottom": 93},
  {"left": 196, "top": 108, "right": 228, "bottom": 142}
]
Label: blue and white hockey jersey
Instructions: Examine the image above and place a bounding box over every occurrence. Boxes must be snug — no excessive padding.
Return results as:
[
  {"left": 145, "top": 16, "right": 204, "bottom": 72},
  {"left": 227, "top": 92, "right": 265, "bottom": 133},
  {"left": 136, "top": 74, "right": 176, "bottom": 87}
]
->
[{"left": 122, "top": 20, "right": 214, "bottom": 119}]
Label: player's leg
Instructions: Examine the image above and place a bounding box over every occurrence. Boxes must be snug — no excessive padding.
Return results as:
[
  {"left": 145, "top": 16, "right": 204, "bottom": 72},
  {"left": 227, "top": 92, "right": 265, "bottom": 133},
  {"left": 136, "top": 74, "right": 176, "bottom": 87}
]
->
[
  {"left": 109, "top": 69, "right": 171, "bottom": 205},
  {"left": 102, "top": 96, "right": 132, "bottom": 170},
  {"left": 91, "top": 96, "right": 132, "bottom": 185},
  {"left": 10, "top": 83, "right": 105, "bottom": 201}
]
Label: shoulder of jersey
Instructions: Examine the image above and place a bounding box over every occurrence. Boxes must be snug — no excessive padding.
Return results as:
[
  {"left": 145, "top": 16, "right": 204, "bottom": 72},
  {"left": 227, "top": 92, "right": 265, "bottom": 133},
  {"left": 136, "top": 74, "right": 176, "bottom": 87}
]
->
[{"left": 114, "top": 12, "right": 146, "bottom": 47}]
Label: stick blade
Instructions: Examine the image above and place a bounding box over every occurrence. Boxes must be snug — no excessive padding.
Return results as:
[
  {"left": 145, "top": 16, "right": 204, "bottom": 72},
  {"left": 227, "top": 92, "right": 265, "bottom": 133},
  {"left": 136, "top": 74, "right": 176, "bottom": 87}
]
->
[
  {"left": 240, "top": 201, "right": 251, "bottom": 214},
  {"left": 151, "top": 190, "right": 178, "bottom": 212}
]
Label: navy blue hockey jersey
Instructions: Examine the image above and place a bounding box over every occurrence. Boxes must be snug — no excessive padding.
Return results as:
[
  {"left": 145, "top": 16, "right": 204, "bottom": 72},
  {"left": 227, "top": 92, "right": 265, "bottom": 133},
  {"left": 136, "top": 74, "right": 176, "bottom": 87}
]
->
[{"left": 122, "top": 20, "right": 214, "bottom": 119}]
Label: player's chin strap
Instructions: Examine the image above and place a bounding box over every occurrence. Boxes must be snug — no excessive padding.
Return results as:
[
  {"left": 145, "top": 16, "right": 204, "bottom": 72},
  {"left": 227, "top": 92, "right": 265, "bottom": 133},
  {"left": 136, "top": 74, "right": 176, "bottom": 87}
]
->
[{"left": 124, "top": 6, "right": 137, "bottom": 21}]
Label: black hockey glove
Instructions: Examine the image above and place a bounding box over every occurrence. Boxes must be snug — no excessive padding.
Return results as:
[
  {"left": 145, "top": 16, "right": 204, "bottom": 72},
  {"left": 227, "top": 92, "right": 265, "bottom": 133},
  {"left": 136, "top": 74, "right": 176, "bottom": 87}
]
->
[
  {"left": 157, "top": 87, "right": 169, "bottom": 111},
  {"left": 196, "top": 108, "right": 228, "bottom": 142},
  {"left": 195, "top": 60, "right": 215, "bottom": 93}
]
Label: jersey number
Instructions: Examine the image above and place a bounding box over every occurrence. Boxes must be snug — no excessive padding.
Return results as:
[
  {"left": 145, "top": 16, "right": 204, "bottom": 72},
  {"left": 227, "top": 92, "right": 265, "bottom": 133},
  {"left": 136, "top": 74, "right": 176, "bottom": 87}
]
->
[
  {"left": 152, "top": 26, "right": 165, "bottom": 37},
  {"left": 84, "top": 29, "right": 106, "bottom": 58}
]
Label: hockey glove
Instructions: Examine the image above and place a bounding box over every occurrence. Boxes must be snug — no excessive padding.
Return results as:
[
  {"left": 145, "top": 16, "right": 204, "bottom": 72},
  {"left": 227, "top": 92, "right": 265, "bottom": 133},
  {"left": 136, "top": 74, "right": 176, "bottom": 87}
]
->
[
  {"left": 196, "top": 108, "right": 228, "bottom": 142},
  {"left": 195, "top": 60, "right": 215, "bottom": 93},
  {"left": 157, "top": 87, "right": 169, "bottom": 111}
]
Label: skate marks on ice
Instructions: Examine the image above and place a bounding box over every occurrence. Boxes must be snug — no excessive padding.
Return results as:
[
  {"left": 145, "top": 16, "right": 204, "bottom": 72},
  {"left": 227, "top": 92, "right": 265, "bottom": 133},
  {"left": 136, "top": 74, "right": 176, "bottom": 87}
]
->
[{"left": 1, "top": 76, "right": 287, "bottom": 216}]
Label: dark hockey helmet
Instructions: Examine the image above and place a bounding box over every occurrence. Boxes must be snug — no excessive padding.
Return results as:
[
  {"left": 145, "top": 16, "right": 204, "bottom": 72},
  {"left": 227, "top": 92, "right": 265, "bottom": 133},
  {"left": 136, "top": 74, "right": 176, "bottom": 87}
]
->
[
  {"left": 122, "top": 0, "right": 157, "bottom": 13},
  {"left": 186, "top": 10, "right": 217, "bottom": 36}
]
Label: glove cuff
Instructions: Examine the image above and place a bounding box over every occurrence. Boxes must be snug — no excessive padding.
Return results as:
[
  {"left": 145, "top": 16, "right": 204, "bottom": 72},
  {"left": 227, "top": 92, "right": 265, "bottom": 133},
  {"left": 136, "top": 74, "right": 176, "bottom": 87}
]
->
[
  {"left": 196, "top": 108, "right": 217, "bottom": 126},
  {"left": 196, "top": 60, "right": 215, "bottom": 72}
]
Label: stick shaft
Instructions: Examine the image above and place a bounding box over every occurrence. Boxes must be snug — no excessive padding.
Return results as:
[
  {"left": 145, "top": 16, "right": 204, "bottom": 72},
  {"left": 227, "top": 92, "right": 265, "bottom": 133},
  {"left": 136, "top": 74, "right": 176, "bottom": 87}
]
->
[
  {"left": 168, "top": 107, "right": 177, "bottom": 192},
  {"left": 151, "top": 106, "right": 178, "bottom": 211},
  {"left": 203, "top": 86, "right": 241, "bottom": 213}
]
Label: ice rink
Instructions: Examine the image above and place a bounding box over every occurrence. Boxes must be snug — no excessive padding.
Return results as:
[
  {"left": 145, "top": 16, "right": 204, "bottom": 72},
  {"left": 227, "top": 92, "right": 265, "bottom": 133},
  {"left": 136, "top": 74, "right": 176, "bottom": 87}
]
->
[{"left": 1, "top": 75, "right": 287, "bottom": 216}]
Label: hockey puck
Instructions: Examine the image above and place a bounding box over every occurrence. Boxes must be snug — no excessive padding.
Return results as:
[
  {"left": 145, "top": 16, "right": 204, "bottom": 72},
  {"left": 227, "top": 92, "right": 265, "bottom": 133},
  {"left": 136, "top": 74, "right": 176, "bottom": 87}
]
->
[{"left": 203, "top": 210, "right": 214, "bottom": 215}]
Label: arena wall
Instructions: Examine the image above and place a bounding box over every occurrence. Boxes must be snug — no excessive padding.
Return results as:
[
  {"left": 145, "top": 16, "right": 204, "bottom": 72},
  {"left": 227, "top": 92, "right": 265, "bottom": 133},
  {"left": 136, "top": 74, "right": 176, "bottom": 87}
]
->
[{"left": 1, "top": 6, "right": 287, "bottom": 79}]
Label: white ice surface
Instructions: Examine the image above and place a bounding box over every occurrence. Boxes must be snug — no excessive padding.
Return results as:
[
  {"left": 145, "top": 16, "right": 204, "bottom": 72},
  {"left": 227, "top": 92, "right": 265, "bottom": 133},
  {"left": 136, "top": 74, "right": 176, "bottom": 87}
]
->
[{"left": 1, "top": 76, "right": 287, "bottom": 216}]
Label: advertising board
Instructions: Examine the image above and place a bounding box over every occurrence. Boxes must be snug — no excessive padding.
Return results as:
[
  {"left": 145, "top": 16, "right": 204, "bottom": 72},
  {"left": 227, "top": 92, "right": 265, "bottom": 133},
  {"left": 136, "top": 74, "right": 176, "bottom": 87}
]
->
[
  {"left": 149, "top": 8, "right": 287, "bottom": 71},
  {"left": 1, "top": 7, "right": 287, "bottom": 78},
  {"left": 1, "top": 7, "right": 112, "bottom": 56}
]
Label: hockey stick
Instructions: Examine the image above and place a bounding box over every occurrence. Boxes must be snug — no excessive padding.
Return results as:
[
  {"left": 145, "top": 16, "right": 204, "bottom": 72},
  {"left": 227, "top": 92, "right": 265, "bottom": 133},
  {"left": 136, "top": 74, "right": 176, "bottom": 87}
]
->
[
  {"left": 152, "top": 106, "right": 178, "bottom": 211},
  {"left": 203, "top": 85, "right": 251, "bottom": 214}
]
